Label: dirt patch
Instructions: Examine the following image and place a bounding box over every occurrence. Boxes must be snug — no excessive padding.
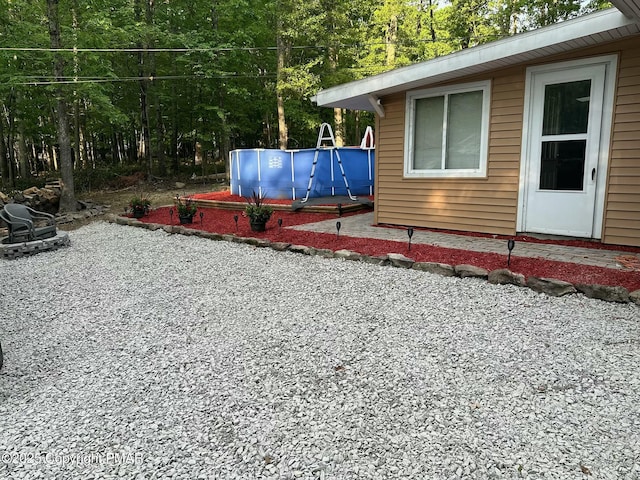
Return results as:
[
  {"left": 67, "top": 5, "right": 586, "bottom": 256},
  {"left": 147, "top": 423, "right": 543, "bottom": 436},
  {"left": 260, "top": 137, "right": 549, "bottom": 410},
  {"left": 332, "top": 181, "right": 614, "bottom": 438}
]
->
[{"left": 60, "top": 180, "right": 227, "bottom": 231}]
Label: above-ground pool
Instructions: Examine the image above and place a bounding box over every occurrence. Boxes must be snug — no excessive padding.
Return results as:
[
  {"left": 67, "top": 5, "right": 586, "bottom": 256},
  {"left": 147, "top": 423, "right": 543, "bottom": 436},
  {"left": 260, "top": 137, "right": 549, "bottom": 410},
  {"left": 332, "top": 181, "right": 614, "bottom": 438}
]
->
[{"left": 230, "top": 147, "right": 374, "bottom": 200}]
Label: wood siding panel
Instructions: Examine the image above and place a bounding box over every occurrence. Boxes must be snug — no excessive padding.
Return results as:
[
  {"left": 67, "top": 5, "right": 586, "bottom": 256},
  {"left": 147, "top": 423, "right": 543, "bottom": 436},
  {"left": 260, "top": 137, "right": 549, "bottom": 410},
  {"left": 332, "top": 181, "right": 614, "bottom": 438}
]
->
[
  {"left": 604, "top": 42, "right": 640, "bottom": 247},
  {"left": 375, "top": 71, "right": 523, "bottom": 236},
  {"left": 374, "top": 36, "right": 640, "bottom": 245}
]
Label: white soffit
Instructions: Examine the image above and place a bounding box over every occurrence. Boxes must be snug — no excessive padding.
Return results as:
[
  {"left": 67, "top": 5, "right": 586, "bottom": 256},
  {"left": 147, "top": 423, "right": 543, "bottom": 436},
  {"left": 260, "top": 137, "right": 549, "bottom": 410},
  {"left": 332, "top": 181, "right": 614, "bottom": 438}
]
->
[
  {"left": 313, "top": 8, "right": 640, "bottom": 112},
  {"left": 611, "top": 0, "right": 640, "bottom": 20}
]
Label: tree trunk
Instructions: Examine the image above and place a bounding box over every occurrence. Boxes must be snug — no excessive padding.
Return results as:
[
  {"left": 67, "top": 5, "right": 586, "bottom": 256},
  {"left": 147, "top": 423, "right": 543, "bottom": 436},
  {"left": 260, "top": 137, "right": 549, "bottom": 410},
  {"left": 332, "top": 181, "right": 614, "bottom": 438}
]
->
[
  {"left": 386, "top": 15, "right": 398, "bottom": 67},
  {"left": 47, "top": 0, "right": 77, "bottom": 212},
  {"left": 135, "top": 0, "right": 152, "bottom": 174},
  {"left": 0, "top": 112, "right": 10, "bottom": 188},
  {"left": 334, "top": 108, "right": 344, "bottom": 147},
  {"left": 7, "top": 97, "right": 16, "bottom": 183},
  {"left": 17, "top": 130, "right": 29, "bottom": 179},
  {"left": 276, "top": 19, "right": 288, "bottom": 150}
]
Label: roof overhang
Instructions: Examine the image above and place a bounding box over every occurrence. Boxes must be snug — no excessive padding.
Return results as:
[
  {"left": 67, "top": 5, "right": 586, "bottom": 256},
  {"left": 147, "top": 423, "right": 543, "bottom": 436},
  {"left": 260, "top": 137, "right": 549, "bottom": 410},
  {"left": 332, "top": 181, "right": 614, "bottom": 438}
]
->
[
  {"left": 612, "top": 0, "right": 640, "bottom": 20},
  {"left": 312, "top": 8, "right": 640, "bottom": 112}
]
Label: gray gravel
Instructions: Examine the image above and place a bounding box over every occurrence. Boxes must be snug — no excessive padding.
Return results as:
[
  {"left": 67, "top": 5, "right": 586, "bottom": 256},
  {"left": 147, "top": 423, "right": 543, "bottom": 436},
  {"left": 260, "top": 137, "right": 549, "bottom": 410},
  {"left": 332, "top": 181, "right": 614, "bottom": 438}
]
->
[{"left": 1, "top": 222, "right": 639, "bottom": 480}]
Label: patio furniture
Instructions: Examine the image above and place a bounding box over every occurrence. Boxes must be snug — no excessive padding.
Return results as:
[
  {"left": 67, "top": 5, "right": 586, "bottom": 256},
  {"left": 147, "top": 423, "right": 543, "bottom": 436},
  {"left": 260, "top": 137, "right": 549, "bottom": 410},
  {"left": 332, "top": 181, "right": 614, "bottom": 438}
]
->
[{"left": 0, "top": 204, "right": 57, "bottom": 244}]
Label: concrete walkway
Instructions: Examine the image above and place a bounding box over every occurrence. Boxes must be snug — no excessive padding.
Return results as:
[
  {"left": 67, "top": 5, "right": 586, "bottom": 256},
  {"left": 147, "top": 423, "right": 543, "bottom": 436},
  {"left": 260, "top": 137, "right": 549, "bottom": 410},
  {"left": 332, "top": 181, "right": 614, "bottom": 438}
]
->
[{"left": 290, "top": 212, "right": 640, "bottom": 271}]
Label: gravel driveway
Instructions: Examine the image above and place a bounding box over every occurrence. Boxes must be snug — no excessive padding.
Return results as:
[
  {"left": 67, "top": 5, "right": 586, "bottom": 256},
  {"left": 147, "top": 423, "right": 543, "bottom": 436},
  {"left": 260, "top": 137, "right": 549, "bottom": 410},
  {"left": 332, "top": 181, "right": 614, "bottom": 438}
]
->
[{"left": 1, "top": 222, "right": 639, "bottom": 479}]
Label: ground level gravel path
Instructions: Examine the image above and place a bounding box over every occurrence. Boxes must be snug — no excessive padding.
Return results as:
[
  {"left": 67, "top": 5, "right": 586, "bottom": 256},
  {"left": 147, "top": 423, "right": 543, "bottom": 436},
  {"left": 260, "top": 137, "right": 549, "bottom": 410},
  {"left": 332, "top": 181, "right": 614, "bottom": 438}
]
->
[{"left": 1, "top": 222, "right": 639, "bottom": 480}]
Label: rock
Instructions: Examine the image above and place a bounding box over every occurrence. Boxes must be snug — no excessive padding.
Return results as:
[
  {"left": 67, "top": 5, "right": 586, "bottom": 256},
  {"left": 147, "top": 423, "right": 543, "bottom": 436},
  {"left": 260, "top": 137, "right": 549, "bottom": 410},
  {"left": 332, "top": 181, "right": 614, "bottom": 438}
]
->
[
  {"left": 144, "top": 223, "right": 163, "bottom": 231},
  {"left": 288, "top": 244, "right": 314, "bottom": 255},
  {"left": 334, "top": 249, "right": 362, "bottom": 261},
  {"left": 488, "top": 269, "right": 526, "bottom": 287},
  {"left": 575, "top": 284, "right": 630, "bottom": 303},
  {"left": 387, "top": 253, "right": 415, "bottom": 269},
  {"left": 242, "top": 237, "right": 270, "bottom": 247},
  {"left": 197, "top": 232, "right": 223, "bottom": 241},
  {"left": 629, "top": 290, "right": 640, "bottom": 306},
  {"left": 361, "top": 255, "right": 389, "bottom": 266},
  {"left": 270, "top": 242, "right": 291, "bottom": 251},
  {"left": 314, "top": 248, "right": 335, "bottom": 258},
  {"left": 412, "top": 261, "right": 455, "bottom": 277},
  {"left": 175, "top": 182, "right": 186, "bottom": 189},
  {"left": 526, "top": 277, "right": 576, "bottom": 297},
  {"left": 454, "top": 264, "right": 489, "bottom": 279}
]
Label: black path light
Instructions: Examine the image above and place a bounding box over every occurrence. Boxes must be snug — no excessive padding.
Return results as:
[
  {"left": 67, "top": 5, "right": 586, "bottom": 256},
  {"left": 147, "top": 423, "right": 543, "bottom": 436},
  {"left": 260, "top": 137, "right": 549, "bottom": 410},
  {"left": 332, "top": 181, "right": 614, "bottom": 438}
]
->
[
  {"left": 407, "top": 227, "right": 414, "bottom": 251},
  {"left": 233, "top": 214, "right": 239, "bottom": 231},
  {"left": 278, "top": 218, "right": 283, "bottom": 233},
  {"left": 336, "top": 221, "right": 342, "bottom": 239},
  {"left": 507, "top": 239, "right": 516, "bottom": 267},
  {"left": 337, "top": 203, "right": 343, "bottom": 217},
  {"left": 199, "top": 211, "right": 204, "bottom": 225},
  {"left": 169, "top": 208, "right": 174, "bottom": 225}
]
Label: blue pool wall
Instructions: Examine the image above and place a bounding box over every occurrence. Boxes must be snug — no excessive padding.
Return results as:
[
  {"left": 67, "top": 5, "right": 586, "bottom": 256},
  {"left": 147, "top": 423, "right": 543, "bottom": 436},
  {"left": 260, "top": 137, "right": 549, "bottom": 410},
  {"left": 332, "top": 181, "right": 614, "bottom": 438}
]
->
[{"left": 230, "top": 147, "right": 375, "bottom": 200}]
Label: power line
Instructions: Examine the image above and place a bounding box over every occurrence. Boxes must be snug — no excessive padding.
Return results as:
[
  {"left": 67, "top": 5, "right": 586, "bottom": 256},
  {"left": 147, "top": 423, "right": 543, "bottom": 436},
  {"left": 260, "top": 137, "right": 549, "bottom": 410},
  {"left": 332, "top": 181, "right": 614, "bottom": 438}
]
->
[
  {"left": 12, "top": 74, "right": 277, "bottom": 86},
  {"left": 0, "top": 33, "right": 512, "bottom": 55}
]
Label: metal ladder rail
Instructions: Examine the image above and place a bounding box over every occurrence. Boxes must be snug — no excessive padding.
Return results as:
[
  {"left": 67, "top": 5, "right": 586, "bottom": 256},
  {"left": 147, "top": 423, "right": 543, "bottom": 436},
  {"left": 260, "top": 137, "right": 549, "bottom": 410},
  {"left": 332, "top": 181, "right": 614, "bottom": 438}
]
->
[
  {"left": 300, "top": 123, "right": 357, "bottom": 203},
  {"left": 332, "top": 148, "right": 357, "bottom": 201}
]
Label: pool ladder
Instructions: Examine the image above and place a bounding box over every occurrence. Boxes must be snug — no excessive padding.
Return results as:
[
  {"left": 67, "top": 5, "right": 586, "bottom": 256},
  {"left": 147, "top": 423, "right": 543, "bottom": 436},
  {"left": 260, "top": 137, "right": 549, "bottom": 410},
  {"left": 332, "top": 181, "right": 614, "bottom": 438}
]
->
[{"left": 300, "top": 123, "right": 357, "bottom": 203}]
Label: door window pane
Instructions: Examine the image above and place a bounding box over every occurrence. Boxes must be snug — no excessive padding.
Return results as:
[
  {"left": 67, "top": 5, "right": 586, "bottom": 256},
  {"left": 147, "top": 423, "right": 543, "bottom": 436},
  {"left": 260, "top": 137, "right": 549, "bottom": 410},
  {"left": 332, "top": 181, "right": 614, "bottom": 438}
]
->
[
  {"left": 446, "top": 91, "right": 483, "bottom": 169},
  {"left": 539, "top": 140, "right": 586, "bottom": 191},
  {"left": 413, "top": 96, "right": 444, "bottom": 170},
  {"left": 542, "top": 80, "right": 591, "bottom": 135}
]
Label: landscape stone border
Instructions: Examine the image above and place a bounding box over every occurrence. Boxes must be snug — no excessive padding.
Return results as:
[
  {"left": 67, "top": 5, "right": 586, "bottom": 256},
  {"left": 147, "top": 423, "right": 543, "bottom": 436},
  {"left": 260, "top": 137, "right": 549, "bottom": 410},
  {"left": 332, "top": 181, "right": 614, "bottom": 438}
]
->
[
  {"left": 0, "top": 231, "right": 70, "bottom": 260},
  {"left": 108, "top": 214, "right": 640, "bottom": 306}
]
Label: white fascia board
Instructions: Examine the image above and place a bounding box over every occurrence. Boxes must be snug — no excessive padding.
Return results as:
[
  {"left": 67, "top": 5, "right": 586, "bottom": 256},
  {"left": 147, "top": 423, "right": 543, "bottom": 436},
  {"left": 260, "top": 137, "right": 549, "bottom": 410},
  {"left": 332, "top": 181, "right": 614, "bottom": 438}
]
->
[{"left": 313, "top": 8, "right": 637, "bottom": 111}]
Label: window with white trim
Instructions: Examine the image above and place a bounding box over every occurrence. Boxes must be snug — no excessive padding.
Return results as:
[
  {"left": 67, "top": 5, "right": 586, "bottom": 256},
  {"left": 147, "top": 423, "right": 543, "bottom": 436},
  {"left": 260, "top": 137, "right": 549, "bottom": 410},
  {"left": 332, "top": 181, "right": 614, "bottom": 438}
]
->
[{"left": 405, "top": 81, "right": 491, "bottom": 178}]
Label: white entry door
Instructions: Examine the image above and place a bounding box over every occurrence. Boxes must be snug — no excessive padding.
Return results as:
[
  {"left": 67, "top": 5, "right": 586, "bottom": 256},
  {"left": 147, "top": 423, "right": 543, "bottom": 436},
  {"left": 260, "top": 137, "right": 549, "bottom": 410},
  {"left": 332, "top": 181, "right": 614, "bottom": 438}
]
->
[{"left": 521, "top": 64, "right": 606, "bottom": 237}]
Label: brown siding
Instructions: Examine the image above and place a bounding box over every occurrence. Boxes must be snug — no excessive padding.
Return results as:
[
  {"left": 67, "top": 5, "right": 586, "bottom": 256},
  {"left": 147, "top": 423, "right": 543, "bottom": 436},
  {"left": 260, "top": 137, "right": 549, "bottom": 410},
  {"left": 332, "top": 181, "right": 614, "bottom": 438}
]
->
[
  {"left": 375, "top": 71, "right": 524, "bottom": 235},
  {"left": 374, "top": 35, "right": 640, "bottom": 246},
  {"left": 603, "top": 45, "right": 640, "bottom": 247}
]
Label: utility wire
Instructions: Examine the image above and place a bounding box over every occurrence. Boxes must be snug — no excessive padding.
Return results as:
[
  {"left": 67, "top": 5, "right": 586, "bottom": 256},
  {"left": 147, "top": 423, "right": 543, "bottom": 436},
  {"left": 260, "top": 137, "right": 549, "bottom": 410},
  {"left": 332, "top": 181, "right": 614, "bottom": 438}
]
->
[
  {"left": 13, "top": 74, "right": 276, "bottom": 86},
  {"left": 0, "top": 33, "right": 511, "bottom": 54}
]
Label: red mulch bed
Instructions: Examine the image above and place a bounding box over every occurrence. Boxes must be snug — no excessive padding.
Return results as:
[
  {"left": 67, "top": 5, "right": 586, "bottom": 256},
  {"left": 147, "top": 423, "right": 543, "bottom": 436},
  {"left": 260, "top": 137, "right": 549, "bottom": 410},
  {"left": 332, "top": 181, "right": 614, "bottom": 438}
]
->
[
  {"left": 192, "top": 191, "right": 292, "bottom": 205},
  {"left": 139, "top": 206, "right": 640, "bottom": 292},
  {"left": 192, "top": 191, "right": 375, "bottom": 206},
  {"left": 378, "top": 223, "right": 640, "bottom": 253}
]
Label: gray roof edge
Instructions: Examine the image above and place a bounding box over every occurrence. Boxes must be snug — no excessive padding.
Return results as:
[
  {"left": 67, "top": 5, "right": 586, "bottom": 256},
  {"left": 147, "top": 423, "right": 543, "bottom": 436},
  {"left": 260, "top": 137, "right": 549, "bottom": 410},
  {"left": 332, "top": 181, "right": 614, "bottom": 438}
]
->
[{"left": 313, "top": 8, "right": 636, "bottom": 108}]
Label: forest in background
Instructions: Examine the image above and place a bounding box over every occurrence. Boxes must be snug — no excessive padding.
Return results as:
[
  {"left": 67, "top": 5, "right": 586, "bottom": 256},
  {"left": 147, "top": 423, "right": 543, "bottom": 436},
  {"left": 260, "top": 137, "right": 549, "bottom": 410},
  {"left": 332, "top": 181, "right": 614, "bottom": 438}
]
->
[{"left": 0, "top": 0, "right": 609, "bottom": 209}]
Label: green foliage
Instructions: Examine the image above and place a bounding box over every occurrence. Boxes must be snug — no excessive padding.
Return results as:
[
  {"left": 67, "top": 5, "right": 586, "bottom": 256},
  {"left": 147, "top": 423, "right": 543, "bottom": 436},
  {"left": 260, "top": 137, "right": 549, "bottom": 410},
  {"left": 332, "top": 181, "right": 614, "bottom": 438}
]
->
[
  {"left": 0, "top": 0, "right": 614, "bottom": 184},
  {"left": 244, "top": 190, "right": 273, "bottom": 223},
  {"left": 175, "top": 195, "right": 198, "bottom": 217}
]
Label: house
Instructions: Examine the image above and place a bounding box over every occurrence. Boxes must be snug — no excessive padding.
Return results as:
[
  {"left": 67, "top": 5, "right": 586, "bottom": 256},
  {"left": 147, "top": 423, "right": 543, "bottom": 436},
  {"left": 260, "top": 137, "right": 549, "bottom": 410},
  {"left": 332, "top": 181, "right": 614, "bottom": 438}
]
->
[{"left": 312, "top": 2, "right": 640, "bottom": 247}]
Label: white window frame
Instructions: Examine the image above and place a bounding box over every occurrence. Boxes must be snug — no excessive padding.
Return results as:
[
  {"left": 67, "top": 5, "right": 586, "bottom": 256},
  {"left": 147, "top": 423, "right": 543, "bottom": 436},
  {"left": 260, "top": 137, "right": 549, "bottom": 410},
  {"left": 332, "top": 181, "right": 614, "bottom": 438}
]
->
[{"left": 404, "top": 80, "right": 491, "bottom": 178}]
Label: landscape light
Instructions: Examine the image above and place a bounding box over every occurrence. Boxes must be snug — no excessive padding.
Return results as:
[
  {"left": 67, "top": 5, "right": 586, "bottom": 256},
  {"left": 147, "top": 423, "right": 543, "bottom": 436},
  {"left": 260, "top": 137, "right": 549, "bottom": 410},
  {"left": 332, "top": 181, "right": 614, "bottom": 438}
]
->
[
  {"left": 199, "top": 211, "right": 204, "bottom": 225},
  {"left": 169, "top": 208, "right": 174, "bottom": 225},
  {"left": 278, "top": 218, "right": 283, "bottom": 232},
  {"left": 336, "top": 221, "right": 341, "bottom": 239},
  {"left": 337, "top": 203, "right": 343, "bottom": 217},
  {"left": 233, "top": 215, "right": 239, "bottom": 231},
  {"left": 407, "top": 227, "right": 414, "bottom": 251},
  {"left": 507, "top": 239, "right": 515, "bottom": 267}
]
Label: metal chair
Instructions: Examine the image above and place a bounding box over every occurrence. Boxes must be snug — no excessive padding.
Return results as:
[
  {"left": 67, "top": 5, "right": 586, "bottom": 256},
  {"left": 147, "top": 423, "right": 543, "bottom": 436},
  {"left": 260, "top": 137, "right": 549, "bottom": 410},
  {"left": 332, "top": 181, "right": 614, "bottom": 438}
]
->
[{"left": 0, "top": 204, "right": 57, "bottom": 243}]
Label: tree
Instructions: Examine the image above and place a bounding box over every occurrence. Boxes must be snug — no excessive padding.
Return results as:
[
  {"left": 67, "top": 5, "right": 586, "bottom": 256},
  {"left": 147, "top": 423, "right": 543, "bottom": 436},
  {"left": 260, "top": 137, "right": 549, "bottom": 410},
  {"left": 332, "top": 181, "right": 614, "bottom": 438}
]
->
[{"left": 47, "top": 0, "right": 77, "bottom": 211}]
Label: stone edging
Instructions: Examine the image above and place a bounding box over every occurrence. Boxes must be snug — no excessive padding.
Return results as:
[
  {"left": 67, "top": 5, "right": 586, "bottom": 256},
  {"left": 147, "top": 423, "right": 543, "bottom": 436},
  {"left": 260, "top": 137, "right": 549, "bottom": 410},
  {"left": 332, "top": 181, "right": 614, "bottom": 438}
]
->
[
  {"left": 108, "top": 215, "right": 640, "bottom": 306},
  {"left": 0, "top": 231, "right": 71, "bottom": 260}
]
